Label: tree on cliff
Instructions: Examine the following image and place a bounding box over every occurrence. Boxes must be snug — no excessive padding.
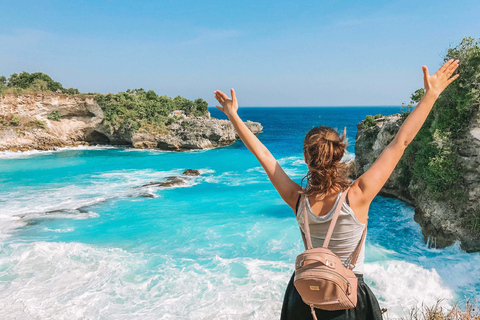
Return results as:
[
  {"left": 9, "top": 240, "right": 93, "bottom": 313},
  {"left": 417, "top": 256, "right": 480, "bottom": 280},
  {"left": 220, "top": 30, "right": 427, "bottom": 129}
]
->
[
  {"left": 0, "top": 71, "right": 80, "bottom": 94},
  {"left": 96, "top": 90, "right": 209, "bottom": 136},
  {"left": 0, "top": 76, "right": 6, "bottom": 93}
]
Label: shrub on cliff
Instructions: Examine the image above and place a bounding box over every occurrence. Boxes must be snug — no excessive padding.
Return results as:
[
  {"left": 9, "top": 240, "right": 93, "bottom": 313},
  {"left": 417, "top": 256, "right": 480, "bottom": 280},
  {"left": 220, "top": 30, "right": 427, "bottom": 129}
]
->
[
  {"left": 361, "top": 114, "right": 384, "bottom": 129},
  {"left": 29, "top": 119, "right": 47, "bottom": 129},
  {"left": 397, "top": 37, "right": 479, "bottom": 202},
  {"left": 0, "top": 76, "right": 6, "bottom": 93},
  {"left": 96, "top": 89, "right": 209, "bottom": 135},
  {"left": 47, "top": 111, "right": 61, "bottom": 122},
  {"left": 0, "top": 71, "right": 79, "bottom": 94},
  {"left": 362, "top": 115, "right": 377, "bottom": 129},
  {"left": 10, "top": 115, "right": 21, "bottom": 126}
]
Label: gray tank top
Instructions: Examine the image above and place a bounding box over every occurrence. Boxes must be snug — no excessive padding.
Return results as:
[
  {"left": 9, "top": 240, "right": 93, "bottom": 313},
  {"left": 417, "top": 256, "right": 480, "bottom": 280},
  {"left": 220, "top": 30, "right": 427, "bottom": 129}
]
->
[{"left": 296, "top": 188, "right": 367, "bottom": 274}]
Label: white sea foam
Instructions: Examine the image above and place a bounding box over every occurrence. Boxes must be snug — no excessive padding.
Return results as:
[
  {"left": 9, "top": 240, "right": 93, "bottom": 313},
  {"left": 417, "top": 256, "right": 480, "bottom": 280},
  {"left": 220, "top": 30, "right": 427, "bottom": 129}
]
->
[
  {"left": 0, "top": 241, "right": 462, "bottom": 320},
  {"left": 342, "top": 150, "right": 355, "bottom": 163},
  {"left": 0, "top": 145, "right": 119, "bottom": 159},
  {"left": 0, "top": 241, "right": 292, "bottom": 320},
  {"left": 291, "top": 159, "right": 305, "bottom": 166},
  {"left": 43, "top": 227, "right": 75, "bottom": 233},
  {"left": 0, "top": 168, "right": 209, "bottom": 239},
  {"left": 210, "top": 171, "right": 265, "bottom": 186},
  {"left": 364, "top": 260, "right": 454, "bottom": 319},
  {"left": 244, "top": 155, "right": 306, "bottom": 178}
]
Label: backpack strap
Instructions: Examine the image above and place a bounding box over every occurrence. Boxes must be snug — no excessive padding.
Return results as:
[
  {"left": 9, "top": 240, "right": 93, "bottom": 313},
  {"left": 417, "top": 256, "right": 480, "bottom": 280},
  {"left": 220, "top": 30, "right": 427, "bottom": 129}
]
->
[
  {"left": 322, "top": 186, "right": 351, "bottom": 248},
  {"left": 297, "top": 185, "right": 368, "bottom": 270},
  {"left": 345, "top": 223, "right": 367, "bottom": 270}
]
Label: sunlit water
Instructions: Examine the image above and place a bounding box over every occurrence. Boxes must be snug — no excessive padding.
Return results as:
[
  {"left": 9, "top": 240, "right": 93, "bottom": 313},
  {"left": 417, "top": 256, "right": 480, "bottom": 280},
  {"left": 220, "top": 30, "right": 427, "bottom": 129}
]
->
[{"left": 0, "top": 107, "right": 478, "bottom": 319}]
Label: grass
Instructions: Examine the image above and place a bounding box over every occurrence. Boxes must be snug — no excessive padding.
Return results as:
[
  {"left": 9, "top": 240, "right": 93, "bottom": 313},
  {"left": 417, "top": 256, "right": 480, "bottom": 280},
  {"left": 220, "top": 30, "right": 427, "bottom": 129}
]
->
[
  {"left": 383, "top": 300, "right": 480, "bottom": 320},
  {"left": 28, "top": 119, "right": 47, "bottom": 129},
  {"left": 470, "top": 217, "right": 480, "bottom": 234}
]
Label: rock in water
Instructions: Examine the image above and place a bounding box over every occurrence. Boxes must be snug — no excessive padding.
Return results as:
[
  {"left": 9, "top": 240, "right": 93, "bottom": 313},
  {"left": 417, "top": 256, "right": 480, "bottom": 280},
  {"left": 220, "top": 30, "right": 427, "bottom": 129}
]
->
[
  {"left": 142, "top": 176, "right": 188, "bottom": 188},
  {"left": 183, "top": 169, "right": 200, "bottom": 176}
]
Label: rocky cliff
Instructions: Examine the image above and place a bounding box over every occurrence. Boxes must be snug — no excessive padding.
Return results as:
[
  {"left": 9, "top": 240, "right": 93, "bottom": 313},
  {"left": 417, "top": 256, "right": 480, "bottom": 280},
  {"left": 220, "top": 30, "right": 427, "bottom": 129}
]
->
[
  {"left": 0, "top": 93, "right": 263, "bottom": 152},
  {"left": 354, "top": 112, "right": 480, "bottom": 252}
]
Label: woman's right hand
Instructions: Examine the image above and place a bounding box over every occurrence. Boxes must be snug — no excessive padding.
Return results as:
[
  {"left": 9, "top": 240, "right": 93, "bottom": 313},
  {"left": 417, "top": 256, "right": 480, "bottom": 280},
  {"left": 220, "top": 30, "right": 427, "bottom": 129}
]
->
[
  {"left": 422, "top": 59, "right": 459, "bottom": 98},
  {"left": 214, "top": 89, "right": 239, "bottom": 118}
]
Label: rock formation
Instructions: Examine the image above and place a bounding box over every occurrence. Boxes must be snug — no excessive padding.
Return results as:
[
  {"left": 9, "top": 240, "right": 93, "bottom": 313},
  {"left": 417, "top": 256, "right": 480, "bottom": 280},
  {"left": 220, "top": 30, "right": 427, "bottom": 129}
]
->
[
  {"left": 0, "top": 93, "right": 104, "bottom": 151},
  {"left": 128, "top": 117, "right": 263, "bottom": 151},
  {"left": 0, "top": 93, "right": 263, "bottom": 152},
  {"left": 142, "top": 169, "right": 201, "bottom": 188},
  {"left": 354, "top": 113, "right": 480, "bottom": 252}
]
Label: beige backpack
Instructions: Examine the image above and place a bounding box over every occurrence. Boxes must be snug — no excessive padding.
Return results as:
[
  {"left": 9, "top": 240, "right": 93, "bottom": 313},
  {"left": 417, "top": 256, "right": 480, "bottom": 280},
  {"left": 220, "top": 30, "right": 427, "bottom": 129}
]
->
[{"left": 294, "top": 187, "right": 367, "bottom": 319}]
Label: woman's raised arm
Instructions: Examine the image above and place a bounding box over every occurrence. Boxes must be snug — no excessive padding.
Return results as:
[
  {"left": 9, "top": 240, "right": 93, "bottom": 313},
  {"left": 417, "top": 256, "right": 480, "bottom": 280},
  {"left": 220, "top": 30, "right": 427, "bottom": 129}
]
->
[
  {"left": 354, "top": 59, "right": 460, "bottom": 208},
  {"left": 214, "top": 89, "right": 302, "bottom": 211}
]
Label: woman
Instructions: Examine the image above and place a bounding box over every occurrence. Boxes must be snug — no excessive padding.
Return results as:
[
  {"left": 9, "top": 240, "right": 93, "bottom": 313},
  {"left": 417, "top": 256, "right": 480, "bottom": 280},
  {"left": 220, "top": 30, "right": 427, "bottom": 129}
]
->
[{"left": 214, "top": 59, "right": 459, "bottom": 320}]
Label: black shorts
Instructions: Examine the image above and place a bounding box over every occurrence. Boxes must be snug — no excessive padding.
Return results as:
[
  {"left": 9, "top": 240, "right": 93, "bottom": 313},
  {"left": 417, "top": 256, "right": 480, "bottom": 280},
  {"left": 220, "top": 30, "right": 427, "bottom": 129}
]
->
[{"left": 280, "top": 271, "right": 383, "bottom": 320}]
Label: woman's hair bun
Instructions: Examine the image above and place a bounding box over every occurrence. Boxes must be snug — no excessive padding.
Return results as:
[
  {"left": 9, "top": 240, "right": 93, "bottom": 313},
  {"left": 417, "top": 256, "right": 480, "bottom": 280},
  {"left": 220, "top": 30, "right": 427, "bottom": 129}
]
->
[{"left": 300, "top": 125, "right": 352, "bottom": 199}]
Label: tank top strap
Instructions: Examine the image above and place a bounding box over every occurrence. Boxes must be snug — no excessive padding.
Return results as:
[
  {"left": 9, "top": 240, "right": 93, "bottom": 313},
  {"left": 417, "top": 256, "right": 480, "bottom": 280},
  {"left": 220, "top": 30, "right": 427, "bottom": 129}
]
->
[{"left": 322, "top": 186, "right": 351, "bottom": 248}]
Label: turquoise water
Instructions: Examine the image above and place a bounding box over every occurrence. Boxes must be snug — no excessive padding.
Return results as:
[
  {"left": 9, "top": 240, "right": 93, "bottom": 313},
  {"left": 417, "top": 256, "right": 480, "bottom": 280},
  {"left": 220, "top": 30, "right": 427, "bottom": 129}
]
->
[{"left": 0, "top": 107, "right": 479, "bottom": 319}]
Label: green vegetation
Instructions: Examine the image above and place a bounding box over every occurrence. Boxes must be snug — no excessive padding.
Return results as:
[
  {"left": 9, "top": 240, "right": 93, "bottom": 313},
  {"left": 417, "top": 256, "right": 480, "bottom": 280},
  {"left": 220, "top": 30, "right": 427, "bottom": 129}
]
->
[
  {"left": 1, "top": 72, "right": 209, "bottom": 135},
  {"left": 0, "top": 71, "right": 80, "bottom": 95},
  {"left": 471, "top": 216, "right": 480, "bottom": 234},
  {"left": 362, "top": 115, "right": 376, "bottom": 129},
  {"left": 400, "top": 88, "right": 425, "bottom": 120},
  {"left": 96, "top": 89, "right": 208, "bottom": 135},
  {"left": 29, "top": 119, "right": 47, "bottom": 129},
  {"left": 47, "top": 111, "right": 61, "bottom": 122},
  {"left": 361, "top": 113, "right": 383, "bottom": 129},
  {"left": 10, "top": 115, "right": 20, "bottom": 126},
  {"left": 0, "top": 76, "right": 6, "bottom": 93},
  {"left": 396, "top": 37, "right": 480, "bottom": 203}
]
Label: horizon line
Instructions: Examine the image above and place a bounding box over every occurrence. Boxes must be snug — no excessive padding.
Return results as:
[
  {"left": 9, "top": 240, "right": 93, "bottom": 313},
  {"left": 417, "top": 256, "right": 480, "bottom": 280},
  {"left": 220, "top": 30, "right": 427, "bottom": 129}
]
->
[{"left": 208, "top": 105, "right": 403, "bottom": 108}]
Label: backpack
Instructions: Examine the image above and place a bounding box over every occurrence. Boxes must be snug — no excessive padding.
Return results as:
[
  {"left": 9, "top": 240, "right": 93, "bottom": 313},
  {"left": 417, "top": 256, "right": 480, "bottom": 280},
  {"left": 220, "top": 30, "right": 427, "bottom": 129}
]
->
[{"left": 293, "top": 186, "right": 367, "bottom": 319}]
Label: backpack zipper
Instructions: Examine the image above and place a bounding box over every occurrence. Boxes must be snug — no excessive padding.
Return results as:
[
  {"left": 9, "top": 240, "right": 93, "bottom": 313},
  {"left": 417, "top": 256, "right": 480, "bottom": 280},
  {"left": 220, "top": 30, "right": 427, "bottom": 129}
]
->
[{"left": 299, "top": 269, "right": 351, "bottom": 294}]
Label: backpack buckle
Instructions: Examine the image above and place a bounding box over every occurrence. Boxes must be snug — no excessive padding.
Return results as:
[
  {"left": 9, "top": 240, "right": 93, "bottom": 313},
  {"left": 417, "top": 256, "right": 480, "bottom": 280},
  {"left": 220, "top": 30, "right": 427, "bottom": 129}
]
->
[
  {"left": 297, "top": 258, "right": 304, "bottom": 268},
  {"left": 325, "top": 260, "right": 335, "bottom": 268}
]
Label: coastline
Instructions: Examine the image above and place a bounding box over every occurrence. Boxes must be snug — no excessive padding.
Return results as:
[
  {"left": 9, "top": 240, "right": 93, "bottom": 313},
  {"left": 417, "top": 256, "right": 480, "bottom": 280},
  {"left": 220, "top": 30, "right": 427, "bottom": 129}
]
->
[{"left": 0, "top": 92, "right": 263, "bottom": 152}]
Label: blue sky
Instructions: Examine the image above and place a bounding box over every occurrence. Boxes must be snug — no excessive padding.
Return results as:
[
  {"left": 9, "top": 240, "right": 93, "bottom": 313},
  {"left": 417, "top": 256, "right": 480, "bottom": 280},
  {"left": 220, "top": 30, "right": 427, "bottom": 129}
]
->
[{"left": 1, "top": 0, "right": 479, "bottom": 106}]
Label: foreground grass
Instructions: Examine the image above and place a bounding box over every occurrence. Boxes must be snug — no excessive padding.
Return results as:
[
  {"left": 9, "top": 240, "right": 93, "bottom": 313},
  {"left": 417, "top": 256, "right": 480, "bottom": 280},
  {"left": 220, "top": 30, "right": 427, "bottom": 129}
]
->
[{"left": 383, "top": 300, "right": 480, "bottom": 320}]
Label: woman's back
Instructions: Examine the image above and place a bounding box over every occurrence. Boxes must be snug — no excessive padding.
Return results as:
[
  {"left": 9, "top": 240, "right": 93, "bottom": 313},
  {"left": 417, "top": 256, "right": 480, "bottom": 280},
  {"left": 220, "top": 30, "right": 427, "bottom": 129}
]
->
[{"left": 295, "top": 186, "right": 367, "bottom": 274}]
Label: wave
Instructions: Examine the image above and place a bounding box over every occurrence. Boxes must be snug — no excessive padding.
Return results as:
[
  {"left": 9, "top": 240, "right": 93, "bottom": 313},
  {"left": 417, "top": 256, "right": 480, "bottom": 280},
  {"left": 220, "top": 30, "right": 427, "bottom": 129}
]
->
[
  {"left": 364, "top": 260, "right": 454, "bottom": 318},
  {"left": 43, "top": 227, "right": 75, "bottom": 233},
  {"left": 0, "top": 145, "right": 120, "bottom": 159},
  {"left": 0, "top": 168, "right": 210, "bottom": 240},
  {"left": 0, "top": 241, "right": 460, "bottom": 320},
  {"left": 0, "top": 241, "right": 291, "bottom": 320}
]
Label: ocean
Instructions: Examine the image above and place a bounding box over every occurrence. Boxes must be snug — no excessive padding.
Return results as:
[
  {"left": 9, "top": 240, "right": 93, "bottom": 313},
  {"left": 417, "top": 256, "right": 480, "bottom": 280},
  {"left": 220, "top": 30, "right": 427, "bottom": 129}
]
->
[{"left": 0, "top": 106, "right": 479, "bottom": 319}]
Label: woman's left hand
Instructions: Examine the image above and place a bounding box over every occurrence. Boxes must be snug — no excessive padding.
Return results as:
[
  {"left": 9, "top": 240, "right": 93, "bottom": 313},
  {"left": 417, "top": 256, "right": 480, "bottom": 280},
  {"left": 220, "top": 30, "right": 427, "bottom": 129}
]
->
[{"left": 214, "top": 89, "right": 238, "bottom": 118}]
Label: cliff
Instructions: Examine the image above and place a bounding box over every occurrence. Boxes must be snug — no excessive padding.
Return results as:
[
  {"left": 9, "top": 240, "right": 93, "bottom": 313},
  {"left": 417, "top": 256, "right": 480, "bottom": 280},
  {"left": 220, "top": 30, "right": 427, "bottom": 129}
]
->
[
  {"left": 0, "top": 93, "right": 263, "bottom": 152},
  {"left": 354, "top": 112, "right": 480, "bottom": 252}
]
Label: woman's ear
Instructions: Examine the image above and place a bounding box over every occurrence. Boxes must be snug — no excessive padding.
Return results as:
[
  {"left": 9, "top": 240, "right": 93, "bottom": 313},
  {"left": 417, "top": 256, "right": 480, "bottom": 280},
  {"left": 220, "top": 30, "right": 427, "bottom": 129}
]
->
[{"left": 303, "top": 151, "right": 307, "bottom": 164}]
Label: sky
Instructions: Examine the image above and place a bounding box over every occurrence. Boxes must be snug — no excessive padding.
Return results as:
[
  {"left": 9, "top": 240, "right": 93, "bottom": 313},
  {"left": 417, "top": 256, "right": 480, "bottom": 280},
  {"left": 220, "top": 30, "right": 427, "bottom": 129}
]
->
[{"left": 0, "top": 0, "right": 479, "bottom": 106}]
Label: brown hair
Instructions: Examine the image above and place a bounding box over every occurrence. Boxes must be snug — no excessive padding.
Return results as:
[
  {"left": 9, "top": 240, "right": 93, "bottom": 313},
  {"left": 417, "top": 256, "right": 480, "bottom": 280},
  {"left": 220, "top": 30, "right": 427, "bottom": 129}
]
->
[{"left": 299, "top": 125, "right": 352, "bottom": 200}]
